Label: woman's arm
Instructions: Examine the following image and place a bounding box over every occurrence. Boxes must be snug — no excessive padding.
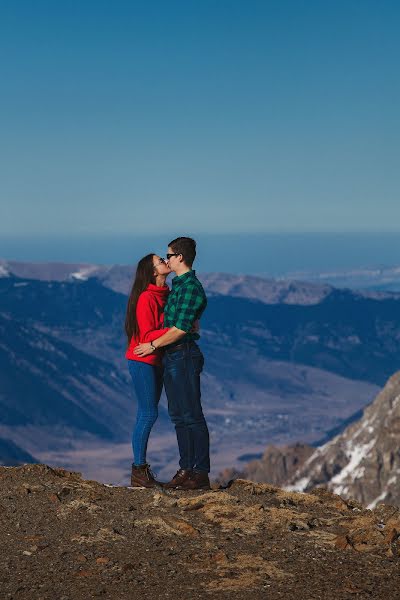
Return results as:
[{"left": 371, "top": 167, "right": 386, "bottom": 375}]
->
[{"left": 134, "top": 326, "right": 186, "bottom": 357}]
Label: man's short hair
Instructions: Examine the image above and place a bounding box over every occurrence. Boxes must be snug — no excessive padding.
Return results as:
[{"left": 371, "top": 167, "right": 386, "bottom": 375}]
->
[{"left": 168, "top": 236, "right": 197, "bottom": 267}]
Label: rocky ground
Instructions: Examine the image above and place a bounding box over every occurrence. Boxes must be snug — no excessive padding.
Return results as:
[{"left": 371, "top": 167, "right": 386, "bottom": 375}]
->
[{"left": 1, "top": 465, "right": 400, "bottom": 599}]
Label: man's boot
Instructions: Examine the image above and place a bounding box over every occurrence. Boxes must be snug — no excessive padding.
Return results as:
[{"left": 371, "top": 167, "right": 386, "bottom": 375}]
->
[
  {"left": 178, "top": 470, "right": 211, "bottom": 490},
  {"left": 163, "top": 469, "right": 193, "bottom": 489},
  {"left": 130, "top": 464, "right": 162, "bottom": 488}
]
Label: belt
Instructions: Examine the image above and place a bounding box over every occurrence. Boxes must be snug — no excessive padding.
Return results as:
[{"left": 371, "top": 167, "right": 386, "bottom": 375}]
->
[{"left": 165, "top": 341, "right": 196, "bottom": 354}]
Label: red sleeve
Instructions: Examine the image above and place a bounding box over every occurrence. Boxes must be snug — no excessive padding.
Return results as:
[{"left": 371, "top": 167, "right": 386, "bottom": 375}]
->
[{"left": 136, "top": 293, "right": 170, "bottom": 343}]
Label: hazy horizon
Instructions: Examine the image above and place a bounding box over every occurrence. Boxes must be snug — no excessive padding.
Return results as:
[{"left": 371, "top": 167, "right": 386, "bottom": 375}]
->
[{"left": 1, "top": 231, "right": 399, "bottom": 277}]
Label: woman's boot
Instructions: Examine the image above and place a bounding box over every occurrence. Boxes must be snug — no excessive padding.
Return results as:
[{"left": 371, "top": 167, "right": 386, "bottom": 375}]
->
[{"left": 130, "top": 464, "right": 162, "bottom": 488}]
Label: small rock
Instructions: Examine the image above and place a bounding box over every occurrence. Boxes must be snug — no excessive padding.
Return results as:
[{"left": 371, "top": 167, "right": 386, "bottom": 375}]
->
[
  {"left": 76, "top": 554, "right": 88, "bottom": 562},
  {"left": 22, "top": 551, "right": 32, "bottom": 556},
  {"left": 335, "top": 535, "right": 350, "bottom": 550},
  {"left": 288, "top": 520, "right": 309, "bottom": 531},
  {"left": 58, "top": 486, "right": 72, "bottom": 500},
  {"left": 384, "top": 527, "right": 399, "bottom": 545},
  {"left": 212, "top": 550, "right": 228, "bottom": 563},
  {"left": 75, "top": 569, "right": 96, "bottom": 578}
]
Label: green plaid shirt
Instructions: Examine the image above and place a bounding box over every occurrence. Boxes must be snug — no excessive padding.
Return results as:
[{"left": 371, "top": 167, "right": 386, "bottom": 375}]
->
[{"left": 164, "top": 270, "right": 207, "bottom": 342}]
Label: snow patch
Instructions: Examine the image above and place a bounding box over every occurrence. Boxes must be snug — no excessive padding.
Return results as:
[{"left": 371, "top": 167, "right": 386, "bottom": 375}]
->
[
  {"left": 70, "top": 266, "right": 99, "bottom": 281},
  {"left": 367, "top": 490, "right": 387, "bottom": 510},
  {"left": 392, "top": 394, "right": 400, "bottom": 410},
  {"left": 284, "top": 476, "right": 311, "bottom": 492},
  {"left": 0, "top": 264, "right": 9, "bottom": 277},
  {"left": 352, "top": 466, "right": 365, "bottom": 480},
  {"left": 331, "top": 439, "right": 376, "bottom": 489}
]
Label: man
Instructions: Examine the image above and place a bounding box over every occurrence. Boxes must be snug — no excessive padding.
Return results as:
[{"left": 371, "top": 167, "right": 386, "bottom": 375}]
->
[{"left": 134, "top": 236, "right": 210, "bottom": 490}]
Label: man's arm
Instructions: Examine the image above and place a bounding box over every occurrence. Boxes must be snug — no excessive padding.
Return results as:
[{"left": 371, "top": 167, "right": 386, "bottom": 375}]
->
[
  {"left": 133, "top": 281, "right": 205, "bottom": 358},
  {"left": 133, "top": 326, "right": 186, "bottom": 357}
]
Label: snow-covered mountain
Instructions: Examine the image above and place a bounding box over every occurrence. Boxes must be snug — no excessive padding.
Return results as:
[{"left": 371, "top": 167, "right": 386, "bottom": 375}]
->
[{"left": 286, "top": 371, "right": 400, "bottom": 508}]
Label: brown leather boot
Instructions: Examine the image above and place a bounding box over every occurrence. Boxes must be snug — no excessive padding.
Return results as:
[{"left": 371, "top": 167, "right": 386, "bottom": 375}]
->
[
  {"left": 178, "top": 470, "right": 211, "bottom": 490},
  {"left": 130, "top": 464, "right": 162, "bottom": 488},
  {"left": 163, "top": 469, "right": 193, "bottom": 489}
]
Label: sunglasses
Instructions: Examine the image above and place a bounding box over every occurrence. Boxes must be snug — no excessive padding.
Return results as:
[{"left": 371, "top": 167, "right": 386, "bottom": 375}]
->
[
  {"left": 166, "top": 253, "right": 181, "bottom": 260},
  {"left": 153, "top": 258, "right": 166, "bottom": 267}
]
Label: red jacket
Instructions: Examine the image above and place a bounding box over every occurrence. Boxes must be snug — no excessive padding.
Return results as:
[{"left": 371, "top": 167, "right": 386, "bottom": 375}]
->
[{"left": 126, "top": 283, "right": 170, "bottom": 366}]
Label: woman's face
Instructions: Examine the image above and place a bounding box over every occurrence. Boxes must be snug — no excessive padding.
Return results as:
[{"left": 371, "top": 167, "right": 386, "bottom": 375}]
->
[{"left": 153, "top": 255, "right": 171, "bottom": 277}]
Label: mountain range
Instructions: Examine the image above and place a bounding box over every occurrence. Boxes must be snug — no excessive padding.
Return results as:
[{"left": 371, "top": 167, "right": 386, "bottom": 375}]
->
[{"left": 3, "top": 259, "right": 400, "bottom": 485}]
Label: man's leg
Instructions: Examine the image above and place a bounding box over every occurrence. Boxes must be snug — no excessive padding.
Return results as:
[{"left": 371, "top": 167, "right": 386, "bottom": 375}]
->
[
  {"left": 163, "top": 349, "right": 194, "bottom": 471},
  {"left": 181, "top": 345, "right": 210, "bottom": 474}
]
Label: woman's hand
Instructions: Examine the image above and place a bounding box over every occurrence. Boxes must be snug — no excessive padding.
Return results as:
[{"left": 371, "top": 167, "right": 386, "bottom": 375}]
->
[{"left": 133, "top": 342, "right": 154, "bottom": 357}]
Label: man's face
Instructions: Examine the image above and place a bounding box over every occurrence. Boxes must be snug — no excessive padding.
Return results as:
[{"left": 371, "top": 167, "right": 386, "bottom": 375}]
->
[{"left": 165, "top": 246, "right": 181, "bottom": 272}]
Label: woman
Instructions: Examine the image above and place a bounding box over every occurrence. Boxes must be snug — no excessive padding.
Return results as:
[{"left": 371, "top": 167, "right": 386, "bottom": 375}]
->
[{"left": 125, "top": 253, "right": 171, "bottom": 488}]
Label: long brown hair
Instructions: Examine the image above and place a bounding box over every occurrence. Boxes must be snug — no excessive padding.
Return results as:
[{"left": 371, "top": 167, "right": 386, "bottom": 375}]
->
[{"left": 125, "top": 253, "right": 156, "bottom": 344}]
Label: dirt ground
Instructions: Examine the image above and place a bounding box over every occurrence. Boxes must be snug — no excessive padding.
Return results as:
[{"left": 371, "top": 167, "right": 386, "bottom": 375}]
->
[{"left": 1, "top": 464, "right": 400, "bottom": 599}]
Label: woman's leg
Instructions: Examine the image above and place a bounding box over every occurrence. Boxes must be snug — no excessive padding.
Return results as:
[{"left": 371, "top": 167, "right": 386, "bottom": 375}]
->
[{"left": 128, "top": 361, "right": 162, "bottom": 465}]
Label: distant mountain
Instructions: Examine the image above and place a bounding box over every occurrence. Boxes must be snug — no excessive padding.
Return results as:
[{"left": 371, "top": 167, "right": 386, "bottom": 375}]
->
[
  {"left": 0, "top": 259, "right": 333, "bottom": 303},
  {"left": 4, "top": 261, "right": 400, "bottom": 385},
  {"left": 283, "top": 265, "right": 400, "bottom": 292},
  {"left": 203, "top": 290, "right": 400, "bottom": 385}
]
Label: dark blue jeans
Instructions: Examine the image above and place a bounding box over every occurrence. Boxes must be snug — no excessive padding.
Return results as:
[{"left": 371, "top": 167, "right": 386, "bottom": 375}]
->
[
  {"left": 128, "top": 360, "right": 163, "bottom": 466},
  {"left": 163, "top": 342, "right": 210, "bottom": 473}
]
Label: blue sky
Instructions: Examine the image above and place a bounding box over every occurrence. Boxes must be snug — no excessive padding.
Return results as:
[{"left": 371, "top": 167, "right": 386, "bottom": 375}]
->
[{"left": 0, "top": 0, "right": 399, "bottom": 236}]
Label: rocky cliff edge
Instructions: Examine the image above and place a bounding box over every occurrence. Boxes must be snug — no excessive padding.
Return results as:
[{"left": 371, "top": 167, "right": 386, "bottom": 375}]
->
[{"left": 1, "top": 464, "right": 400, "bottom": 599}]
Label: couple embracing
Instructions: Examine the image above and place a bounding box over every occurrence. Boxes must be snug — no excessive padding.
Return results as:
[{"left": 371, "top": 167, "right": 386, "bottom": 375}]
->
[{"left": 125, "top": 237, "right": 210, "bottom": 490}]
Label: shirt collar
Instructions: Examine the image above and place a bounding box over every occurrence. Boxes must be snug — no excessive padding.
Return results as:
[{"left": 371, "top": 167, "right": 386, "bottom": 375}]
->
[{"left": 171, "top": 269, "right": 196, "bottom": 288}]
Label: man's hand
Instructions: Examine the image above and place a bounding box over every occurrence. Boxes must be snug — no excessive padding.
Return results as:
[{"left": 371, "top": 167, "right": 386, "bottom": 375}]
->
[
  {"left": 190, "top": 319, "right": 200, "bottom": 333},
  {"left": 133, "top": 342, "right": 154, "bottom": 357}
]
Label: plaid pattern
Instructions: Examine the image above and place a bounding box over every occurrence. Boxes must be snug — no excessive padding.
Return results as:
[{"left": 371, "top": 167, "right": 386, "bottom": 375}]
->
[{"left": 164, "top": 270, "right": 207, "bottom": 340}]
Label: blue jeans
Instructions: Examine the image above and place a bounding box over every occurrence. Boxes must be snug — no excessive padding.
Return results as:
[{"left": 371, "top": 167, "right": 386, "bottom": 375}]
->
[
  {"left": 128, "top": 360, "right": 163, "bottom": 466},
  {"left": 163, "top": 342, "right": 210, "bottom": 473}
]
